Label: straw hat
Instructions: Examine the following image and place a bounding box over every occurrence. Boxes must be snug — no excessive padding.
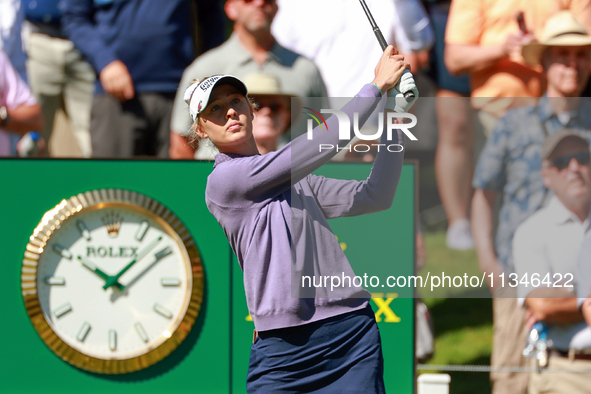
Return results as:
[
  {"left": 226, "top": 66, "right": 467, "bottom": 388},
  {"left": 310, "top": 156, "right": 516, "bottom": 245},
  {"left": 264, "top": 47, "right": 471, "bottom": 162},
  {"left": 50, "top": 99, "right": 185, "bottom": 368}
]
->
[
  {"left": 242, "top": 73, "right": 297, "bottom": 100},
  {"left": 522, "top": 11, "right": 591, "bottom": 66},
  {"left": 242, "top": 73, "right": 300, "bottom": 125}
]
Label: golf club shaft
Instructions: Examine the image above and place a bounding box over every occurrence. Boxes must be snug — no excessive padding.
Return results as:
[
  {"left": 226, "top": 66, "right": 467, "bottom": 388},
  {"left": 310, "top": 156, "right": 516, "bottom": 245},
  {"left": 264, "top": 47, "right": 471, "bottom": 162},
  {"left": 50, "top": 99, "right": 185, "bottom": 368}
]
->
[{"left": 359, "top": 0, "right": 415, "bottom": 99}]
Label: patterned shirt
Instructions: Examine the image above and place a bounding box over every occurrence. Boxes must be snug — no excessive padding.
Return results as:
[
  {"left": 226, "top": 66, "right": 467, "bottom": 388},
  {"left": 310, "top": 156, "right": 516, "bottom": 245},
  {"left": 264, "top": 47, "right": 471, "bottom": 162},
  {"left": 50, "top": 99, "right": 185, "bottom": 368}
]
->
[{"left": 473, "top": 96, "right": 591, "bottom": 274}]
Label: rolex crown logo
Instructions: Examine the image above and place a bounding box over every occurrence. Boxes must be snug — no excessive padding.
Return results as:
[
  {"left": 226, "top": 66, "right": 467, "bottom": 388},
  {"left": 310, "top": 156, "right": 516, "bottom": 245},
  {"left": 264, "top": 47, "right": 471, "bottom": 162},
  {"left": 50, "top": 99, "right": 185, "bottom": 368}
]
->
[{"left": 102, "top": 212, "right": 123, "bottom": 238}]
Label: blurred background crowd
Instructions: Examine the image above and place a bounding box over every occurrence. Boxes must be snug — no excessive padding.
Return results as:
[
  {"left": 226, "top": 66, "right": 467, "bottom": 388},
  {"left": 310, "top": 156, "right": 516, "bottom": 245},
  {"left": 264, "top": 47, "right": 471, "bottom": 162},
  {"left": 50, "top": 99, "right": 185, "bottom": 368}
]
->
[{"left": 3, "top": 0, "right": 591, "bottom": 392}]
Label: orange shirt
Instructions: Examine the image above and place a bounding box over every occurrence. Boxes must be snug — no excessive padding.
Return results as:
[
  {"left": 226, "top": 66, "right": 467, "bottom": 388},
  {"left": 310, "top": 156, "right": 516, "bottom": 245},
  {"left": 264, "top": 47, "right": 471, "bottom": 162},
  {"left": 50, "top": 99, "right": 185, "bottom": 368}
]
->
[{"left": 446, "top": 0, "right": 591, "bottom": 116}]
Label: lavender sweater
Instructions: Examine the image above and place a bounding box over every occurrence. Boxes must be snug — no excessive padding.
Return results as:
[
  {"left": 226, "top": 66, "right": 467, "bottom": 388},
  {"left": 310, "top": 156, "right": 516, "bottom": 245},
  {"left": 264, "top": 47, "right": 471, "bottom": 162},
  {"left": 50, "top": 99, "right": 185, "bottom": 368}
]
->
[{"left": 205, "top": 84, "right": 405, "bottom": 331}]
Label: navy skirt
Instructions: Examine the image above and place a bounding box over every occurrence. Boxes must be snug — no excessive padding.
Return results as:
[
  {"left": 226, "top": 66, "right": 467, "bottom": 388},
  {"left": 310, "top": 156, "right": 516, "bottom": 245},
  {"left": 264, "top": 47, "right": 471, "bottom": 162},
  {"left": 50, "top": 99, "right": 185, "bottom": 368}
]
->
[{"left": 246, "top": 305, "right": 385, "bottom": 393}]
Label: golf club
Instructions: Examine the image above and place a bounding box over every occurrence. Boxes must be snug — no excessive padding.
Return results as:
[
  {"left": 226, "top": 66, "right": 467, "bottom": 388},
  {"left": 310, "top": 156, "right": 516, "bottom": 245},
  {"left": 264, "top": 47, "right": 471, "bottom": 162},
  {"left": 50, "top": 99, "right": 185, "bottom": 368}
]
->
[{"left": 359, "top": 0, "right": 416, "bottom": 99}]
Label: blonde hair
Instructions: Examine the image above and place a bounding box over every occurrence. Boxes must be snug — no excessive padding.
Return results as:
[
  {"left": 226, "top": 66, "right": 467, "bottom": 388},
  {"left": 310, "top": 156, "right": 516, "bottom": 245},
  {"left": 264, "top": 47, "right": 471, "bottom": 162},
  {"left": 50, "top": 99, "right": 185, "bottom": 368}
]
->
[{"left": 186, "top": 77, "right": 258, "bottom": 151}]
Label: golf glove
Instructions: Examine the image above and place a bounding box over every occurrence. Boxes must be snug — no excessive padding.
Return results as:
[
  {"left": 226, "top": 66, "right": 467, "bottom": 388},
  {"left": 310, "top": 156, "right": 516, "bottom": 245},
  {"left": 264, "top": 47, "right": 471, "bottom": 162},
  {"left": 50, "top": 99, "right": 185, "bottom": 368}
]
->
[{"left": 386, "top": 71, "right": 419, "bottom": 113}]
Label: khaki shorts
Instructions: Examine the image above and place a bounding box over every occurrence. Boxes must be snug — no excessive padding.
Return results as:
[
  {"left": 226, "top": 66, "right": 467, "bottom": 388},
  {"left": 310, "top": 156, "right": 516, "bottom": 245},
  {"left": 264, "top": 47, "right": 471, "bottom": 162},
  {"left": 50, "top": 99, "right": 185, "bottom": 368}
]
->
[
  {"left": 529, "top": 355, "right": 591, "bottom": 393},
  {"left": 491, "top": 287, "right": 529, "bottom": 394}
]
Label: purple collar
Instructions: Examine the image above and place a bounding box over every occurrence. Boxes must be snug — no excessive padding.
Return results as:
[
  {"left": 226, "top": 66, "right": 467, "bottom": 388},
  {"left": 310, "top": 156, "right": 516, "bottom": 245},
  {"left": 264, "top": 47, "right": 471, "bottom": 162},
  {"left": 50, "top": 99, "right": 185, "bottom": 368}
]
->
[{"left": 213, "top": 152, "right": 259, "bottom": 168}]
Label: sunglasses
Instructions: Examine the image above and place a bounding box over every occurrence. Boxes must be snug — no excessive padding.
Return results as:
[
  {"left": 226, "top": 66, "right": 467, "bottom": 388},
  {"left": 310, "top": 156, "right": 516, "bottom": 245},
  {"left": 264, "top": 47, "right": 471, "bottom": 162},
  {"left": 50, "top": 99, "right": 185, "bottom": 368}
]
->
[
  {"left": 549, "top": 151, "right": 590, "bottom": 170},
  {"left": 254, "top": 100, "right": 286, "bottom": 114}
]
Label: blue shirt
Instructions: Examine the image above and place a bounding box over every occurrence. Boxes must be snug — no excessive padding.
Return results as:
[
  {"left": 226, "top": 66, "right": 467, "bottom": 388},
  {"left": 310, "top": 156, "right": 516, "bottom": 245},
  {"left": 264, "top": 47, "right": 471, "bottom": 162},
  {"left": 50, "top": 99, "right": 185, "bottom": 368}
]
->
[
  {"left": 473, "top": 96, "right": 591, "bottom": 274},
  {"left": 62, "top": 0, "right": 225, "bottom": 95}
]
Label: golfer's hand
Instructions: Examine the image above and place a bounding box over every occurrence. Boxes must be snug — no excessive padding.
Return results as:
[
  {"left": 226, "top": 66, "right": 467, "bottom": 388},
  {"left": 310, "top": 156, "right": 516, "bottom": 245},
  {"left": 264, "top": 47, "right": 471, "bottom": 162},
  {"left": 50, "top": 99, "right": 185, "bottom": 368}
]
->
[
  {"left": 372, "top": 46, "right": 410, "bottom": 93},
  {"left": 100, "top": 60, "right": 135, "bottom": 102},
  {"left": 386, "top": 72, "right": 418, "bottom": 113}
]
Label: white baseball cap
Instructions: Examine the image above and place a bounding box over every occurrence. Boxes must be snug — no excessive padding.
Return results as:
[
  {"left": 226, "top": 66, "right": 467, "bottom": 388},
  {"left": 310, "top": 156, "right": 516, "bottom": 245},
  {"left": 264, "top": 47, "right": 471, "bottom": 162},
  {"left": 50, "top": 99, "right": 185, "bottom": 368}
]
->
[{"left": 184, "top": 75, "right": 248, "bottom": 122}]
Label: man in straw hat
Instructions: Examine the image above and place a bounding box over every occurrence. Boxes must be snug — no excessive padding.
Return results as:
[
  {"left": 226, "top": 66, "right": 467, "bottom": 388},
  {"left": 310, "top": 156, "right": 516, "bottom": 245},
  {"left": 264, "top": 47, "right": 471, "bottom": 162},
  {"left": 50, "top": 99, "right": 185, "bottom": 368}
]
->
[
  {"left": 245, "top": 73, "right": 298, "bottom": 155},
  {"left": 522, "top": 11, "right": 591, "bottom": 92},
  {"left": 444, "top": 0, "right": 590, "bottom": 253},
  {"left": 514, "top": 129, "right": 591, "bottom": 393},
  {"left": 472, "top": 10, "right": 591, "bottom": 394},
  {"left": 169, "top": 0, "right": 327, "bottom": 159}
]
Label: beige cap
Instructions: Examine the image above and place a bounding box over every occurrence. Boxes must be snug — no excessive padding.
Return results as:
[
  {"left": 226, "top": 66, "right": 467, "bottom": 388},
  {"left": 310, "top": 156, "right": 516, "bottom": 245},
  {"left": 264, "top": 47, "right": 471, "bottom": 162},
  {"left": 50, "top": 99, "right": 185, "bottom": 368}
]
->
[
  {"left": 522, "top": 11, "right": 591, "bottom": 66},
  {"left": 541, "top": 129, "right": 590, "bottom": 160}
]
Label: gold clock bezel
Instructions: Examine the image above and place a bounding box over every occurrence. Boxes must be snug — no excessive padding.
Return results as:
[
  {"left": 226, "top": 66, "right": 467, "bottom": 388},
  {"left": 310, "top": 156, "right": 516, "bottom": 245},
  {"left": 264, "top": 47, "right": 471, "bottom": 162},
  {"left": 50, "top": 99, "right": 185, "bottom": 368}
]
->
[{"left": 21, "top": 188, "right": 204, "bottom": 374}]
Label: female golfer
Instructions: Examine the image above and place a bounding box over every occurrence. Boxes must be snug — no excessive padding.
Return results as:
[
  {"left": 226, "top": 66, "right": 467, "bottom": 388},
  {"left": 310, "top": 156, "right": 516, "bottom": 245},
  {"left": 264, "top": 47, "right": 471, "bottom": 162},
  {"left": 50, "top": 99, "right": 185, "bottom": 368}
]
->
[{"left": 184, "top": 46, "right": 415, "bottom": 393}]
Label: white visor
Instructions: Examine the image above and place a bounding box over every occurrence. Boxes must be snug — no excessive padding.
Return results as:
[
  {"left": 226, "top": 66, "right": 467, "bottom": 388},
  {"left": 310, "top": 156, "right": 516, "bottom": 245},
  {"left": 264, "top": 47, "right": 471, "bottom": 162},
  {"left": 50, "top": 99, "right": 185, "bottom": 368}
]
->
[{"left": 184, "top": 75, "right": 248, "bottom": 122}]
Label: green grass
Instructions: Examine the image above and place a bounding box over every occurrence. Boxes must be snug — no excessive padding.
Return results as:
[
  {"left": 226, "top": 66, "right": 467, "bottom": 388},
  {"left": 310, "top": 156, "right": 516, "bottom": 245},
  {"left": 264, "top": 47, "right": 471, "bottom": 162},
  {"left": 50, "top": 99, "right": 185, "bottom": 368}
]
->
[
  {"left": 418, "top": 230, "right": 487, "bottom": 298},
  {"left": 420, "top": 231, "right": 493, "bottom": 394}
]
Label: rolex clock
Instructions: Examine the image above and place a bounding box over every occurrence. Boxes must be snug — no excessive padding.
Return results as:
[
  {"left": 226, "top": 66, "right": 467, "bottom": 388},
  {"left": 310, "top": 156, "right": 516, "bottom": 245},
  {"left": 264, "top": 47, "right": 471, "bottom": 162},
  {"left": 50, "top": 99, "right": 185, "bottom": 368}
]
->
[{"left": 21, "top": 189, "right": 203, "bottom": 374}]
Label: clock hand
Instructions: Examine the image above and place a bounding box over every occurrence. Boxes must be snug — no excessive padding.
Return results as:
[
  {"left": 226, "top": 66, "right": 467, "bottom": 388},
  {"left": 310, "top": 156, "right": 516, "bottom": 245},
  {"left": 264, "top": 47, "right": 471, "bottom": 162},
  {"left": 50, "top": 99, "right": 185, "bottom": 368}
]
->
[
  {"left": 103, "top": 236, "right": 162, "bottom": 290},
  {"left": 111, "top": 246, "right": 173, "bottom": 301},
  {"left": 78, "top": 256, "right": 123, "bottom": 290},
  {"left": 122, "top": 246, "right": 173, "bottom": 291}
]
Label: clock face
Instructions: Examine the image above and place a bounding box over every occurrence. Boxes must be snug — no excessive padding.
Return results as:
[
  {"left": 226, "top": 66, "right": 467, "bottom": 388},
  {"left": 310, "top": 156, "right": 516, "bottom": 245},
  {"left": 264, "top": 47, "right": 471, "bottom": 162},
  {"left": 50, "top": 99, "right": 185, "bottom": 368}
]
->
[{"left": 21, "top": 189, "right": 203, "bottom": 374}]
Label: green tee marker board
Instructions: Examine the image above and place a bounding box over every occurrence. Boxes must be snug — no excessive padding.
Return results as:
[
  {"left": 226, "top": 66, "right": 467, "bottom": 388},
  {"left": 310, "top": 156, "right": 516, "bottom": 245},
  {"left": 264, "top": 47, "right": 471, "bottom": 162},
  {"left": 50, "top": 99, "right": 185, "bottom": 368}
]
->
[
  {"left": 0, "top": 159, "right": 414, "bottom": 393},
  {"left": 0, "top": 159, "right": 232, "bottom": 393}
]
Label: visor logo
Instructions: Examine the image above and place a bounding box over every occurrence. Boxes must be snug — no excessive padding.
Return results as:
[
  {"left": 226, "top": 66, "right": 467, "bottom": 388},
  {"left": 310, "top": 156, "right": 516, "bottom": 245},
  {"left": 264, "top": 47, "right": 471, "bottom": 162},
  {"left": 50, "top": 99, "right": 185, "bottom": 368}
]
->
[{"left": 199, "top": 76, "right": 221, "bottom": 91}]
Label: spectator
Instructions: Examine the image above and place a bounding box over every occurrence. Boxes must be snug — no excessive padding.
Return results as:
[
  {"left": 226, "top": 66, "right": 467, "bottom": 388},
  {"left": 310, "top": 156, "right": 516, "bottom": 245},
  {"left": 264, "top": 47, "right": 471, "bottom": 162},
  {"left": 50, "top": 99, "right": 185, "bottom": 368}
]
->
[
  {"left": 471, "top": 11, "right": 591, "bottom": 394},
  {"left": 245, "top": 73, "right": 295, "bottom": 155},
  {"left": 170, "top": 0, "right": 328, "bottom": 160},
  {"left": 0, "top": 49, "right": 43, "bottom": 155},
  {"left": 0, "top": 0, "right": 26, "bottom": 79},
  {"left": 447, "top": 0, "right": 591, "bottom": 127},
  {"left": 272, "top": 0, "right": 433, "bottom": 98},
  {"left": 577, "top": 223, "right": 591, "bottom": 350},
  {"left": 513, "top": 130, "right": 591, "bottom": 393},
  {"left": 0, "top": 0, "right": 32, "bottom": 155},
  {"left": 22, "top": 0, "right": 95, "bottom": 157},
  {"left": 62, "top": 0, "right": 225, "bottom": 158},
  {"left": 428, "top": 0, "right": 474, "bottom": 250},
  {"left": 444, "top": 0, "right": 591, "bottom": 252}
]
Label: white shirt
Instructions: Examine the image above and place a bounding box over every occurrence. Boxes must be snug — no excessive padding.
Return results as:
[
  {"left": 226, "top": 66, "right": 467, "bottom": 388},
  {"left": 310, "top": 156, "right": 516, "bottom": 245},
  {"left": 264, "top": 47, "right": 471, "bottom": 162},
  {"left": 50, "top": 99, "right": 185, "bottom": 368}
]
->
[
  {"left": 513, "top": 196, "right": 591, "bottom": 350},
  {"left": 272, "top": 0, "right": 412, "bottom": 98},
  {"left": 577, "top": 227, "right": 591, "bottom": 303}
]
